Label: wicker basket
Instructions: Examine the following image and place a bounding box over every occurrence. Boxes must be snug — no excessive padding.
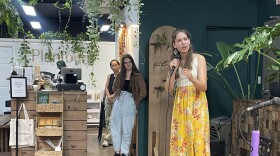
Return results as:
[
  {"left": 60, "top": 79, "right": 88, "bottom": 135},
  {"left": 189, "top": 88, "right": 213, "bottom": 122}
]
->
[
  {"left": 36, "top": 104, "right": 63, "bottom": 112},
  {"left": 36, "top": 127, "right": 63, "bottom": 136},
  {"left": 35, "top": 151, "right": 62, "bottom": 156}
]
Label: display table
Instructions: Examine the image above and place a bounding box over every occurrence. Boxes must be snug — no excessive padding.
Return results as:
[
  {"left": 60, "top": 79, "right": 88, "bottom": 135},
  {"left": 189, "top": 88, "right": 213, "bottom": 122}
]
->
[{"left": 10, "top": 89, "right": 87, "bottom": 156}]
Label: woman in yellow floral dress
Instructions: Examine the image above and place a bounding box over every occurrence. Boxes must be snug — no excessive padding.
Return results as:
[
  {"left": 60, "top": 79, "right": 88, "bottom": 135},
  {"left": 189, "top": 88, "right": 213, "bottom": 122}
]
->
[{"left": 165, "top": 28, "right": 210, "bottom": 156}]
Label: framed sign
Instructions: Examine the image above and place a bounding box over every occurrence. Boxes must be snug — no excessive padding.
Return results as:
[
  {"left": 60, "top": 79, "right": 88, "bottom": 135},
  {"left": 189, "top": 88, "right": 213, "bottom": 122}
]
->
[{"left": 10, "top": 77, "right": 27, "bottom": 98}]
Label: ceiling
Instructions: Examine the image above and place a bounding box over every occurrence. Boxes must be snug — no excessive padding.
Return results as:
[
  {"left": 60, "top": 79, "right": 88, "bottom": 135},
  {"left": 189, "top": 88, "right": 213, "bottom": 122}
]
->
[{"left": 11, "top": 0, "right": 115, "bottom": 41}]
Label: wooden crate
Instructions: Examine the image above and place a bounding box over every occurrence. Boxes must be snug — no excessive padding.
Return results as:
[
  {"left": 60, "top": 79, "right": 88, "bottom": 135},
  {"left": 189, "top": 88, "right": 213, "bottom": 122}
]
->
[
  {"left": 36, "top": 104, "right": 63, "bottom": 112},
  {"left": 37, "top": 117, "right": 61, "bottom": 127},
  {"left": 11, "top": 90, "right": 87, "bottom": 156},
  {"left": 231, "top": 99, "right": 280, "bottom": 156},
  {"left": 36, "top": 127, "right": 63, "bottom": 136},
  {"left": 35, "top": 151, "right": 62, "bottom": 156}
]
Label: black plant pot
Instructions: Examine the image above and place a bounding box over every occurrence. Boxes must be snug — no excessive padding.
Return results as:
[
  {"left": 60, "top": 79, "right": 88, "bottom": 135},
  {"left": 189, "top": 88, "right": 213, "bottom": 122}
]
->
[{"left": 269, "top": 82, "right": 280, "bottom": 97}]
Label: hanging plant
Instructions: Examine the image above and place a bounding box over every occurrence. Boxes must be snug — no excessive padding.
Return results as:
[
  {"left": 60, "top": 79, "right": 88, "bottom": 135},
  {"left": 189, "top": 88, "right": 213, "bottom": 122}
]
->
[
  {"left": 17, "top": 31, "right": 35, "bottom": 66},
  {"left": 71, "top": 33, "right": 87, "bottom": 64},
  {"left": 0, "top": 0, "right": 24, "bottom": 38},
  {"left": 56, "top": 30, "right": 72, "bottom": 60},
  {"left": 39, "top": 31, "right": 57, "bottom": 62},
  {"left": 26, "top": 0, "right": 144, "bottom": 87}
]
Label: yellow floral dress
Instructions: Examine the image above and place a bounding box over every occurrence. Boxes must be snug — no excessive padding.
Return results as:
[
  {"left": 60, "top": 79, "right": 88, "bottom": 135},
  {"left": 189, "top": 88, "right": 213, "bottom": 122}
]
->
[{"left": 170, "top": 57, "right": 210, "bottom": 156}]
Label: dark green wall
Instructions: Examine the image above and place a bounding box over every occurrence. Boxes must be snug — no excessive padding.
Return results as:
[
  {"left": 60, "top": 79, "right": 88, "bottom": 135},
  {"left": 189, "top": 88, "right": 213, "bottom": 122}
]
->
[
  {"left": 257, "top": 0, "right": 280, "bottom": 26},
  {"left": 137, "top": 0, "right": 274, "bottom": 156}
]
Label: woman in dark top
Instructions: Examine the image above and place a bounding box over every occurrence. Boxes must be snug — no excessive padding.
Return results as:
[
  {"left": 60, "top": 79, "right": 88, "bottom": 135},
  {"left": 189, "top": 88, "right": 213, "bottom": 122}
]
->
[
  {"left": 102, "top": 59, "right": 120, "bottom": 147},
  {"left": 111, "top": 54, "right": 147, "bottom": 156}
]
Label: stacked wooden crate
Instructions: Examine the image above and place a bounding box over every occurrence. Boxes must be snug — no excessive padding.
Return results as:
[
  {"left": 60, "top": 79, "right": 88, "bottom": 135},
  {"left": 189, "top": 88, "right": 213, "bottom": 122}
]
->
[{"left": 10, "top": 90, "right": 87, "bottom": 156}]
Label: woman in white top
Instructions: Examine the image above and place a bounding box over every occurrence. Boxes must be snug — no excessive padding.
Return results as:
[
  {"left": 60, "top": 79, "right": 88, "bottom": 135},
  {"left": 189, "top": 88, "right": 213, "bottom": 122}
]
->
[{"left": 165, "top": 28, "right": 210, "bottom": 156}]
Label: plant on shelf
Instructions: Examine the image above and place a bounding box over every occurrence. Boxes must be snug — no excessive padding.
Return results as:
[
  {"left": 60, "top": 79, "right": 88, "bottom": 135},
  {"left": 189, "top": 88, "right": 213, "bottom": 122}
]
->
[
  {"left": 0, "top": 0, "right": 24, "bottom": 38},
  {"left": 216, "top": 24, "right": 280, "bottom": 97}
]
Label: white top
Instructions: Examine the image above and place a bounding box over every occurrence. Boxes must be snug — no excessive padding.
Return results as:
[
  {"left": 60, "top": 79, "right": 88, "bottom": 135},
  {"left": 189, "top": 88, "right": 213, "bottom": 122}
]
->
[{"left": 177, "top": 56, "right": 198, "bottom": 87}]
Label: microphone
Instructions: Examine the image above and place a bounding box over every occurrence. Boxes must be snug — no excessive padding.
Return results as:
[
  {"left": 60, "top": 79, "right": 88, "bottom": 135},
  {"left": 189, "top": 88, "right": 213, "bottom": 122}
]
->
[
  {"left": 246, "top": 97, "right": 280, "bottom": 111},
  {"left": 170, "top": 50, "right": 181, "bottom": 76}
]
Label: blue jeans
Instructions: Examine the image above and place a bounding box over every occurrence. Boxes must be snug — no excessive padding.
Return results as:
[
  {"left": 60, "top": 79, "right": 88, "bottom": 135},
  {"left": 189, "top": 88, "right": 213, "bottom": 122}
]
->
[{"left": 110, "top": 91, "right": 136, "bottom": 155}]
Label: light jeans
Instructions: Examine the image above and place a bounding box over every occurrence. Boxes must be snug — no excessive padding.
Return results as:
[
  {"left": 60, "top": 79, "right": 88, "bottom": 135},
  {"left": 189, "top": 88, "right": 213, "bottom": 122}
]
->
[
  {"left": 110, "top": 91, "right": 136, "bottom": 155},
  {"left": 103, "top": 96, "right": 113, "bottom": 143}
]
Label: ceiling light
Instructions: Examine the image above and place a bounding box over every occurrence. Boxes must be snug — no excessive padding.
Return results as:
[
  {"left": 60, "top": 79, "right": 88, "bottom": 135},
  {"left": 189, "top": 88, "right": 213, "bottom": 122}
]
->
[
  {"left": 22, "top": 5, "right": 36, "bottom": 16},
  {"left": 100, "top": 25, "right": 110, "bottom": 31},
  {"left": 30, "top": 21, "right": 41, "bottom": 29}
]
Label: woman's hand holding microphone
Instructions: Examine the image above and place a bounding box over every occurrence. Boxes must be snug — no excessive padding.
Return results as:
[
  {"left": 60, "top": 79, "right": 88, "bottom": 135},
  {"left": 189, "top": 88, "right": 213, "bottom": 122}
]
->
[{"left": 170, "top": 59, "right": 180, "bottom": 76}]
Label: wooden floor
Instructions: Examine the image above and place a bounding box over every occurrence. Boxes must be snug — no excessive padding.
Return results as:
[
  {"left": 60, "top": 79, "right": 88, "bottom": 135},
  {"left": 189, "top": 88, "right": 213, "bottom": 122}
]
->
[
  {"left": 87, "top": 127, "right": 115, "bottom": 156},
  {"left": 0, "top": 127, "right": 115, "bottom": 156}
]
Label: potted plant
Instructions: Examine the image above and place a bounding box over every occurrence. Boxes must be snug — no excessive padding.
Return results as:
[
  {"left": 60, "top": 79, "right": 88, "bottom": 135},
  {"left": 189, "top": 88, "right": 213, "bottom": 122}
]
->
[
  {"left": 264, "top": 45, "right": 280, "bottom": 97},
  {"left": 210, "top": 23, "right": 280, "bottom": 156},
  {"left": 216, "top": 23, "right": 280, "bottom": 97}
]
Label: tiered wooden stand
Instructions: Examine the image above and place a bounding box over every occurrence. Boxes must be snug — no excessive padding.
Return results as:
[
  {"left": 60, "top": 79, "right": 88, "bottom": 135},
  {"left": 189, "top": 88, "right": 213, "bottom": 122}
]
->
[
  {"left": 11, "top": 89, "right": 87, "bottom": 156},
  {"left": 35, "top": 93, "right": 64, "bottom": 156}
]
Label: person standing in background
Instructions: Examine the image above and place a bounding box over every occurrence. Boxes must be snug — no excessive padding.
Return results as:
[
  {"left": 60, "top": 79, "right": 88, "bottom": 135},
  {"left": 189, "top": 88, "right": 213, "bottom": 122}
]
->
[
  {"left": 165, "top": 28, "right": 210, "bottom": 156},
  {"left": 102, "top": 59, "right": 120, "bottom": 147},
  {"left": 56, "top": 60, "right": 66, "bottom": 83},
  {"left": 111, "top": 54, "right": 147, "bottom": 156}
]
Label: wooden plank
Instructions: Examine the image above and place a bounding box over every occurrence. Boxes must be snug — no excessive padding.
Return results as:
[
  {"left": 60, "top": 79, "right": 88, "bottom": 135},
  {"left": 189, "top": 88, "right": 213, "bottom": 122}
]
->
[
  {"left": 11, "top": 111, "right": 37, "bottom": 119},
  {"left": 11, "top": 149, "right": 35, "bottom": 156},
  {"left": 4, "top": 128, "right": 10, "bottom": 152},
  {"left": 11, "top": 90, "right": 36, "bottom": 101},
  {"left": 0, "top": 152, "right": 10, "bottom": 156},
  {"left": 63, "top": 140, "right": 87, "bottom": 150},
  {"left": 148, "top": 26, "right": 176, "bottom": 156},
  {"left": 0, "top": 128, "right": 11, "bottom": 152},
  {"left": 63, "top": 111, "right": 87, "bottom": 121},
  {"left": 0, "top": 114, "right": 10, "bottom": 126},
  {"left": 64, "top": 102, "right": 87, "bottom": 111},
  {"left": 63, "top": 131, "right": 87, "bottom": 141},
  {"left": 0, "top": 128, "right": 3, "bottom": 152},
  {"left": 63, "top": 92, "right": 87, "bottom": 103},
  {"left": 64, "top": 149, "right": 86, "bottom": 156},
  {"left": 11, "top": 101, "right": 36, "bottom": 111},
  {"left": 64, "top": 121, "right": 87, "bottom": 131}
]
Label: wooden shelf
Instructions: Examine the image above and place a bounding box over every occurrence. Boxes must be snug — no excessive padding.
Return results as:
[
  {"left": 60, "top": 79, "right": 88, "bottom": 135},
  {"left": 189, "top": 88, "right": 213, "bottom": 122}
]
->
[
  {"left": 35, "top": 151, "right": 62, "bottom": 156},
  {"left": 36, "top": 127, "right": 63, "bottom": 136},
  {"left": 36, "top": 104, "right": 63, "bottom": 112}
]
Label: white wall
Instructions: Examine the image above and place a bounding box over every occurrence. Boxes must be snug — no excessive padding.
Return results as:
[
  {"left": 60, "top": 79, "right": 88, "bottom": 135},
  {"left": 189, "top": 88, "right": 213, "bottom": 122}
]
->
[
  {"left": 115, "top": 0, "right": 140, "bottom": 67},
  {"left": 0, "top": 38, "right": 116, "bottom": 114}
]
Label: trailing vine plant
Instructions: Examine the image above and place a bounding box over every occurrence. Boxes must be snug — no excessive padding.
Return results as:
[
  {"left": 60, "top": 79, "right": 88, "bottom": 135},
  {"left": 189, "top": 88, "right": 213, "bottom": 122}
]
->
[
  {"left": 71, "top": 33, "right": 87, "bottom": 64},
  {"left": 17, "top": 31, "right": 35, "bottom": 66},
  {"left": 39, "top": 31, "right": 56, "bottom": 62},
  {"left": 25, "top": 0, "right": 144, "bottom": 86},
  {"left": 0, "top": 0, "right": 24, "bottom": 38}
]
